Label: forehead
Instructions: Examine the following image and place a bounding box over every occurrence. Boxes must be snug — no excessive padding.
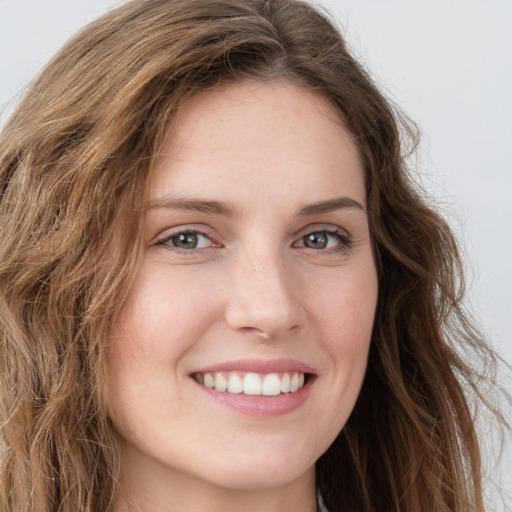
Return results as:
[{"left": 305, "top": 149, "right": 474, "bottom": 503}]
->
[{"left": 148, "top": 79, "right": 365, "bottom": 210}]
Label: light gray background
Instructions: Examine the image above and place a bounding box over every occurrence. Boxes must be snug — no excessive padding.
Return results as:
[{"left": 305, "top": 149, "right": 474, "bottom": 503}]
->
[{"left": 1, "top": 0, "right": 510, "bottom": 506}]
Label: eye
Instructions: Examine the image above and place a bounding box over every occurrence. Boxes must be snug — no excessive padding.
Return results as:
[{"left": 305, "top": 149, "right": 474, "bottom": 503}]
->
[
  {"left": 156, "top": 230, "right": 214, "bottom": 250},
  {"left": 295, "top": 228, "right": 352, "bottom": 252}
]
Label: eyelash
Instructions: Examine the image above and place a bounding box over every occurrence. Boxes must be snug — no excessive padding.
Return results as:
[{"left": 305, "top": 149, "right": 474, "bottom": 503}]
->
[
  {"left": 155, "top": 226, "right": 352, "bottom": 255},
  {"left": 155, "top": 229, "right": 217, "bottom": 253},
  {"left": 294, "top": 228, "right": 352, "bottom": 254}
]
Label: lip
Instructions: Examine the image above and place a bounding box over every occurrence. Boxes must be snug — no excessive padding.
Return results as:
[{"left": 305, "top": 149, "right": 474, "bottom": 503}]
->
[
  {"left": 190, "top": 358, "right": 316, "bottom": 418},
  {"left": 191, "top": 358, "right": 315, "bottom": 375}
]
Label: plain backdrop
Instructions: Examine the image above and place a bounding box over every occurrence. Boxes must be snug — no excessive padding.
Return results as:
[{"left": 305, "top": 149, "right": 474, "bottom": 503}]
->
[{"left": 1, "top": 0, "right": 510, "bottom": 507}]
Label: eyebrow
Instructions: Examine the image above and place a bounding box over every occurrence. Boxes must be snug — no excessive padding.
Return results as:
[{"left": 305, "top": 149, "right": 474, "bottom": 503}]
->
[
  {"left": 144, "top": 196, "right": 365, "bottom": 217},
  {"left": 296, "top": 197, "right": 365, "bottom": 216},
  {"left": 144, "top": 197, "right": 238, "bottom": 216}
]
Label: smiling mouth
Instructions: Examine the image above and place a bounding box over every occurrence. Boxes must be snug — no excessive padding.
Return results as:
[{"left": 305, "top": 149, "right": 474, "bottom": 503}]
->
[{"left": 192, "top": 371, "right": 307, "bottom": 396}]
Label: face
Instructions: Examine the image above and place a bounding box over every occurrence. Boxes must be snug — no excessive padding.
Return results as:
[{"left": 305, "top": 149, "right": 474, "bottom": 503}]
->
[{"left": 107, "top": 80, "right": 378, "bottom": 498}]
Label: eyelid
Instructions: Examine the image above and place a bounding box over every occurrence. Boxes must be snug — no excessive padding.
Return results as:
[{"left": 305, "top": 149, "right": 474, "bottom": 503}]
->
[{"left": 294, "top": 223, "right": 350, "bottom": 239}]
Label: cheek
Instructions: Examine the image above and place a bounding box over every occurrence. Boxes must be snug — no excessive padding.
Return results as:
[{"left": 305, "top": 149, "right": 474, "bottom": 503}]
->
[
  {"left": 312, "top": 260, "right": 378, "bottom": 346},
  {"left": 110, "top": 262, "right": 221, "bottom": 360},
  {"left": 292, "top": 264, "right": 377, "bottom": 457},
  {"left": 319, "top": 296, "right": 374, "bottom": 401},
  {"left": 105, "top": 262, "right": 225, "bottom": 424},
  {"left": 309, "top": 262, "right": 377, "bottom": 396},
  {"left": 105, "top": 262, "right": 222, "bottom": 426}
]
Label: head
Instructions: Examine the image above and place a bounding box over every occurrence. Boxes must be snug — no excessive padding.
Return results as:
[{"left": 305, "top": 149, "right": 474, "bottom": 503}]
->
[{"left": 0, "top": 1, "right": 485, "bottom": 511}]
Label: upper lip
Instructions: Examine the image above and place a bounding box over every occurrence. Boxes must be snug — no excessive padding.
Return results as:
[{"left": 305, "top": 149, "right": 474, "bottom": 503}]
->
[{"left": 191, "top": 358, "right": 315, "bottom": 375}]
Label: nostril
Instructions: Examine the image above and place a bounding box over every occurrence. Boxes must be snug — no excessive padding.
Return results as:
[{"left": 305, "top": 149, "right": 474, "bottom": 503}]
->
[{"left": 239, "top": 326, "right": 270, "bottom": 339}]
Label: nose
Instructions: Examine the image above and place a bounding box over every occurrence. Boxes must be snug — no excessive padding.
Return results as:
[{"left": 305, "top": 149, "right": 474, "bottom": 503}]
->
[{"left": 224, "top": 248, "right": 305, "bottom": 340}]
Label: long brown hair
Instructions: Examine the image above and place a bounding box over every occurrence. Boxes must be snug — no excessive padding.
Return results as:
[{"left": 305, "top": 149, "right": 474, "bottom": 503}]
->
[{"left": 0, "top": 1, "right": 507, "bottom": 511}]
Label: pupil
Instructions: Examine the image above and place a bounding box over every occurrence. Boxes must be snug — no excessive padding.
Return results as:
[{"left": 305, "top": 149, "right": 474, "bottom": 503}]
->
[
  {"left": 304, "top": 232, "right": 327, "bottom": 249},
  {"left": 174, "top": 233, "right": 198, "bottom": 249}
]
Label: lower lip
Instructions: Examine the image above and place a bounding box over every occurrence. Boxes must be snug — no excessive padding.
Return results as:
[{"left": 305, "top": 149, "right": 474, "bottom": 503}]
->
[{"left": 193, "top": 377, "right": 314, "bottom": 418}]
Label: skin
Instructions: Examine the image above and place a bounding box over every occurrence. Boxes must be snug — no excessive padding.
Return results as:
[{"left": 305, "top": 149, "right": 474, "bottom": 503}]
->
[{"left": 106, "top": 80, "right": 378, "bottom": 512}]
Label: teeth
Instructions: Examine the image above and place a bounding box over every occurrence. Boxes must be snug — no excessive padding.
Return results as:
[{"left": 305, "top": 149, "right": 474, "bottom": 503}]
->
[
  {"left": 262, "top": 374, "right": 281, "bottom": 396},
  {"left": 228, "top": 374, "right": 243, "bottom": 394},
  {"left": 194, "top": 371, "right": 307, "bottom": 396},
  {"left": 214, "top": 372, "right": 228, "bottom": 392},
  {"left": 204, "top": 373, "right": 215, "bottom": 389},
  {"left": 280, "top": 373, "right": 291, "bottom": 393},
  {"left": 243, "top": 372, "right": 262, "bottom": 395},
  {"left": 290, "top": 373, "right": 299, "bottom": 393}
]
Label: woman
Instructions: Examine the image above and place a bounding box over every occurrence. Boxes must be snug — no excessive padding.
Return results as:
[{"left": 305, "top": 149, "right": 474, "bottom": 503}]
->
[{"left": 0, "top": 0, "right": 507, "bottom": 511}]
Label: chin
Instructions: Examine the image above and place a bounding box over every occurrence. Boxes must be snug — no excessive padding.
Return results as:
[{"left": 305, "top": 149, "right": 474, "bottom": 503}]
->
[
  {"left": 189, "top": 436, "right": 319, "bottom": 491},
  {"left": 203, "top": 460, "right": 314, "bottom": 491}
]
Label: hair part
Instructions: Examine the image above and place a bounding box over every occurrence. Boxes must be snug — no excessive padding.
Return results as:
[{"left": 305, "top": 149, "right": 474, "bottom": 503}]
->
[{"left": 0, "top": 1, "right": 507, "bottom": 511}]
